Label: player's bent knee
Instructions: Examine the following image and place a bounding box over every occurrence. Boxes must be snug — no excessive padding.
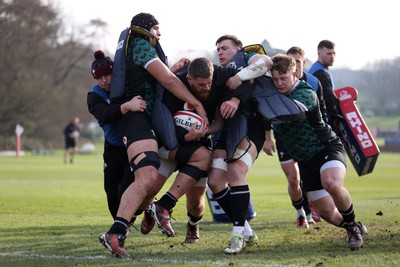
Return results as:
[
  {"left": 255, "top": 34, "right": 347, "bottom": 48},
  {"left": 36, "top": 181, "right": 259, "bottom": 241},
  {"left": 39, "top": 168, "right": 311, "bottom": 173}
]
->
[{"left": 130, "top": 151, "right": 160, "bottom": 172}]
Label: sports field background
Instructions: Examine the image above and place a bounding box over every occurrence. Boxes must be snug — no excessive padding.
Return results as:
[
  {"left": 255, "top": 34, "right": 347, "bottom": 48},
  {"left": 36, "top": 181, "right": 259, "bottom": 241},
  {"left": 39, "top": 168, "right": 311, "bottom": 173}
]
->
[{"left": 0, "top": 149, "right": 399, "bottom": 266}]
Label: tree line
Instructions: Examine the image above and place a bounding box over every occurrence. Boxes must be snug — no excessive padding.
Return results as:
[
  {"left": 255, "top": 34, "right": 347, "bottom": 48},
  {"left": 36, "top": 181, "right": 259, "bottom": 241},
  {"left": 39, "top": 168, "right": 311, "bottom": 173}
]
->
[{"left": 0, "top": 0, "right": 106, "bottom": 150}]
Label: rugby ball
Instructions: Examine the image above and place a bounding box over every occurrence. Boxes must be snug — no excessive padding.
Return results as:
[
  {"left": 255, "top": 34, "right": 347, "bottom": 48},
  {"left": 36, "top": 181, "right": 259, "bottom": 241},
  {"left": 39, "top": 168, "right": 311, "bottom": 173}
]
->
[{"left": 174, "top": 110, "right": 203, "bottom": 131}]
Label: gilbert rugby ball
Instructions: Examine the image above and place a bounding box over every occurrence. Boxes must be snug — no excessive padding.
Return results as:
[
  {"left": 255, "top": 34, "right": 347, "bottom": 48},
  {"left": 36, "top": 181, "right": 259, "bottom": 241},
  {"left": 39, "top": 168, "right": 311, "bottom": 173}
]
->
[{"left": 174, "top": 110, "right": 203, "bottom": 130}]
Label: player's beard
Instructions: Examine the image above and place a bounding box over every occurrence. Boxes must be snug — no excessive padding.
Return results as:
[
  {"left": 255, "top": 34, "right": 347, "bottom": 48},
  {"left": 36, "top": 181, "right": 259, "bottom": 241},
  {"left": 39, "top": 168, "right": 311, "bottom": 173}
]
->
[{"left": 192, "top": 89, "right": 209, "bottom": 101}]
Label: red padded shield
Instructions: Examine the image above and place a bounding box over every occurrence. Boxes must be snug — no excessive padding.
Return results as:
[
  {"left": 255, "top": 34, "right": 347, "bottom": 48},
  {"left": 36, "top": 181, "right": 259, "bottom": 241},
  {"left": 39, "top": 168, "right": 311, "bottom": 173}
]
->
[{"left": 334, "top": 87, "right": 379, "bottom": 176}]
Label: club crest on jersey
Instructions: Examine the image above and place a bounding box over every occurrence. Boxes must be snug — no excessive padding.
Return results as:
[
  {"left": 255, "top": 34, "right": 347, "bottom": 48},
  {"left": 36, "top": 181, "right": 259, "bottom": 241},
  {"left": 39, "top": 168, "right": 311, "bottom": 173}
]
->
[
  {"left": 226, "top": 61, "right": 238, "bottom": 70},
  {"left": 122, "top": 136, "right": 128, "bottom": 147}
]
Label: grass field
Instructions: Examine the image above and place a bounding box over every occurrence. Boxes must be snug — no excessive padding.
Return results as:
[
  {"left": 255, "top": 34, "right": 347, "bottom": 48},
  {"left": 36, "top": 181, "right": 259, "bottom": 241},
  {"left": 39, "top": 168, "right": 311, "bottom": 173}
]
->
[{"left": 0, "top": 150, "right": 399, "bottom": 266}]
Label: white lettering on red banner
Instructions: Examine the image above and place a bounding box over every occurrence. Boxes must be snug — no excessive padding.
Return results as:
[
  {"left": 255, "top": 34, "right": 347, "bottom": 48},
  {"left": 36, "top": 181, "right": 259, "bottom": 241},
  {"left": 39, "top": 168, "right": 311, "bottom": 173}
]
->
[{"left": 345, "top": 111, "right": 373, "bottom": 149}]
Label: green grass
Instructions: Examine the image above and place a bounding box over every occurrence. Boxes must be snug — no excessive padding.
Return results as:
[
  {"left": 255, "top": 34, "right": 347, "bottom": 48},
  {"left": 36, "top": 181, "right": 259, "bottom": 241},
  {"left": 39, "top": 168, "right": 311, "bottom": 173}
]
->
[
  {"left": 0, "top": 150, "right": 399, "bottom": 266},
  {"left": 364, "top": 116, "right": 399, "bottom": 129}
]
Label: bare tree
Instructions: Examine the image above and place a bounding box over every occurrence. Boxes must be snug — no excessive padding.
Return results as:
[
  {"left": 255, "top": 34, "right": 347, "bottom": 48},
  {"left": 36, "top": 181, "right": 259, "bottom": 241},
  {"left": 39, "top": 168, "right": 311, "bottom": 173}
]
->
[
  {"left": 0, "top": 0, "right": 108, "bottom": 149},
  {"left": 361, "top": 58, "right": 400, "bottom": 115}
]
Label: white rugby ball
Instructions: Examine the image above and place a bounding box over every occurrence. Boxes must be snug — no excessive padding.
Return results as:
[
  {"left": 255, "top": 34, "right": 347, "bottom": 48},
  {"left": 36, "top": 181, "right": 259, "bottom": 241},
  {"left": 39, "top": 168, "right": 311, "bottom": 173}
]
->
[{"left": 174, "top": 110, "right": 203, "bottom": 131}]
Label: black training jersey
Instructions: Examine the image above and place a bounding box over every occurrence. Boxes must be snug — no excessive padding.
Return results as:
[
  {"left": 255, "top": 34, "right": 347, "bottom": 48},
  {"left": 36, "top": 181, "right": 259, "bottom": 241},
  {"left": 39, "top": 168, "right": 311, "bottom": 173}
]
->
[
  {"left": 124, "top": 38, "right": 159, "bottom": 115},
  {"left": 162, "top": 66, "right": 247, "bottom": 142}
]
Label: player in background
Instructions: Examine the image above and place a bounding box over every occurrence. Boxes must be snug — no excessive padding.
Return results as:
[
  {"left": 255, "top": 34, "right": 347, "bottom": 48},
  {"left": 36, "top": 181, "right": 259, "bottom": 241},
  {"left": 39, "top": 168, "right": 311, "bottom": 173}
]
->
[{"left": 308, "top": 40, "right": 341, "bottom": 131}]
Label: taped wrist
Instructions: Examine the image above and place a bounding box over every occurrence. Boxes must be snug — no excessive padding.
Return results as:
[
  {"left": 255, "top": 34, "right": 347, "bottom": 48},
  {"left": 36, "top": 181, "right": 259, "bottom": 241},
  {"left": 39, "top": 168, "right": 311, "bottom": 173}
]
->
[{"left": 236, "top": 58, "right": 268, "bottom": 81}]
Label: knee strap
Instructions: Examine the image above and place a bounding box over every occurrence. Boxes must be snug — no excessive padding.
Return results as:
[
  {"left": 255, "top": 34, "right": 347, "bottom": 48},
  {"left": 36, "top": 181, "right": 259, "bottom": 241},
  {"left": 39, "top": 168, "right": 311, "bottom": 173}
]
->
[
  {"left": 180, "top": 164, "right": 207, "bottom": 181},
  {"left": 211, "top": 158, "right": 227, "bottom": 171},
  {"left": 130, "top": 151, "right": 160, "bottom": 172},
  {"left": 233, "top": 149, "right": 253, "bottom": 170}
]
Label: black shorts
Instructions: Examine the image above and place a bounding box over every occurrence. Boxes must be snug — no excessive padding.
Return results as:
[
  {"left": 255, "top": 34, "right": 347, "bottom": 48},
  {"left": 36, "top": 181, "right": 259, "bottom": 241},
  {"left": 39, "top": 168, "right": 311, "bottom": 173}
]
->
[
  {"left": 275, "top": 136, "right": 292, "bottom": 162},
  {"left": 299, "top": 138, "right": 347, "bottom": 192},
  {"left": 247, "top": 118, "right": 266, "bottom": 154},
  {"left": 119, "top": 112, "right": 158, "bottom": 148},
  {"left": 65, "top": 138, "right": 76, "bottom": 149},
  {"left": 175, "top": 142, "right": 206, "bottom": 167}
]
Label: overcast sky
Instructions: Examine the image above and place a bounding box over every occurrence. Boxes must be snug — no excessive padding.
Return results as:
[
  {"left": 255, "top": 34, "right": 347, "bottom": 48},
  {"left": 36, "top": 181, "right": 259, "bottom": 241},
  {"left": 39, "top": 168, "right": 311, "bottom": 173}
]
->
[{"left": 56, "top": 0, "right": 400, "bottom": 70}]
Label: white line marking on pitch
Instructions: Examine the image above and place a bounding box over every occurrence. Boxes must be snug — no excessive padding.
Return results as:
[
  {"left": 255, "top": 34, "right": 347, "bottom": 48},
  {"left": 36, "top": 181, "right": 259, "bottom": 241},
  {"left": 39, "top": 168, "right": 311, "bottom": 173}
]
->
[{"left": 0, "top": 252, "right": 306, "bottom": 266}]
